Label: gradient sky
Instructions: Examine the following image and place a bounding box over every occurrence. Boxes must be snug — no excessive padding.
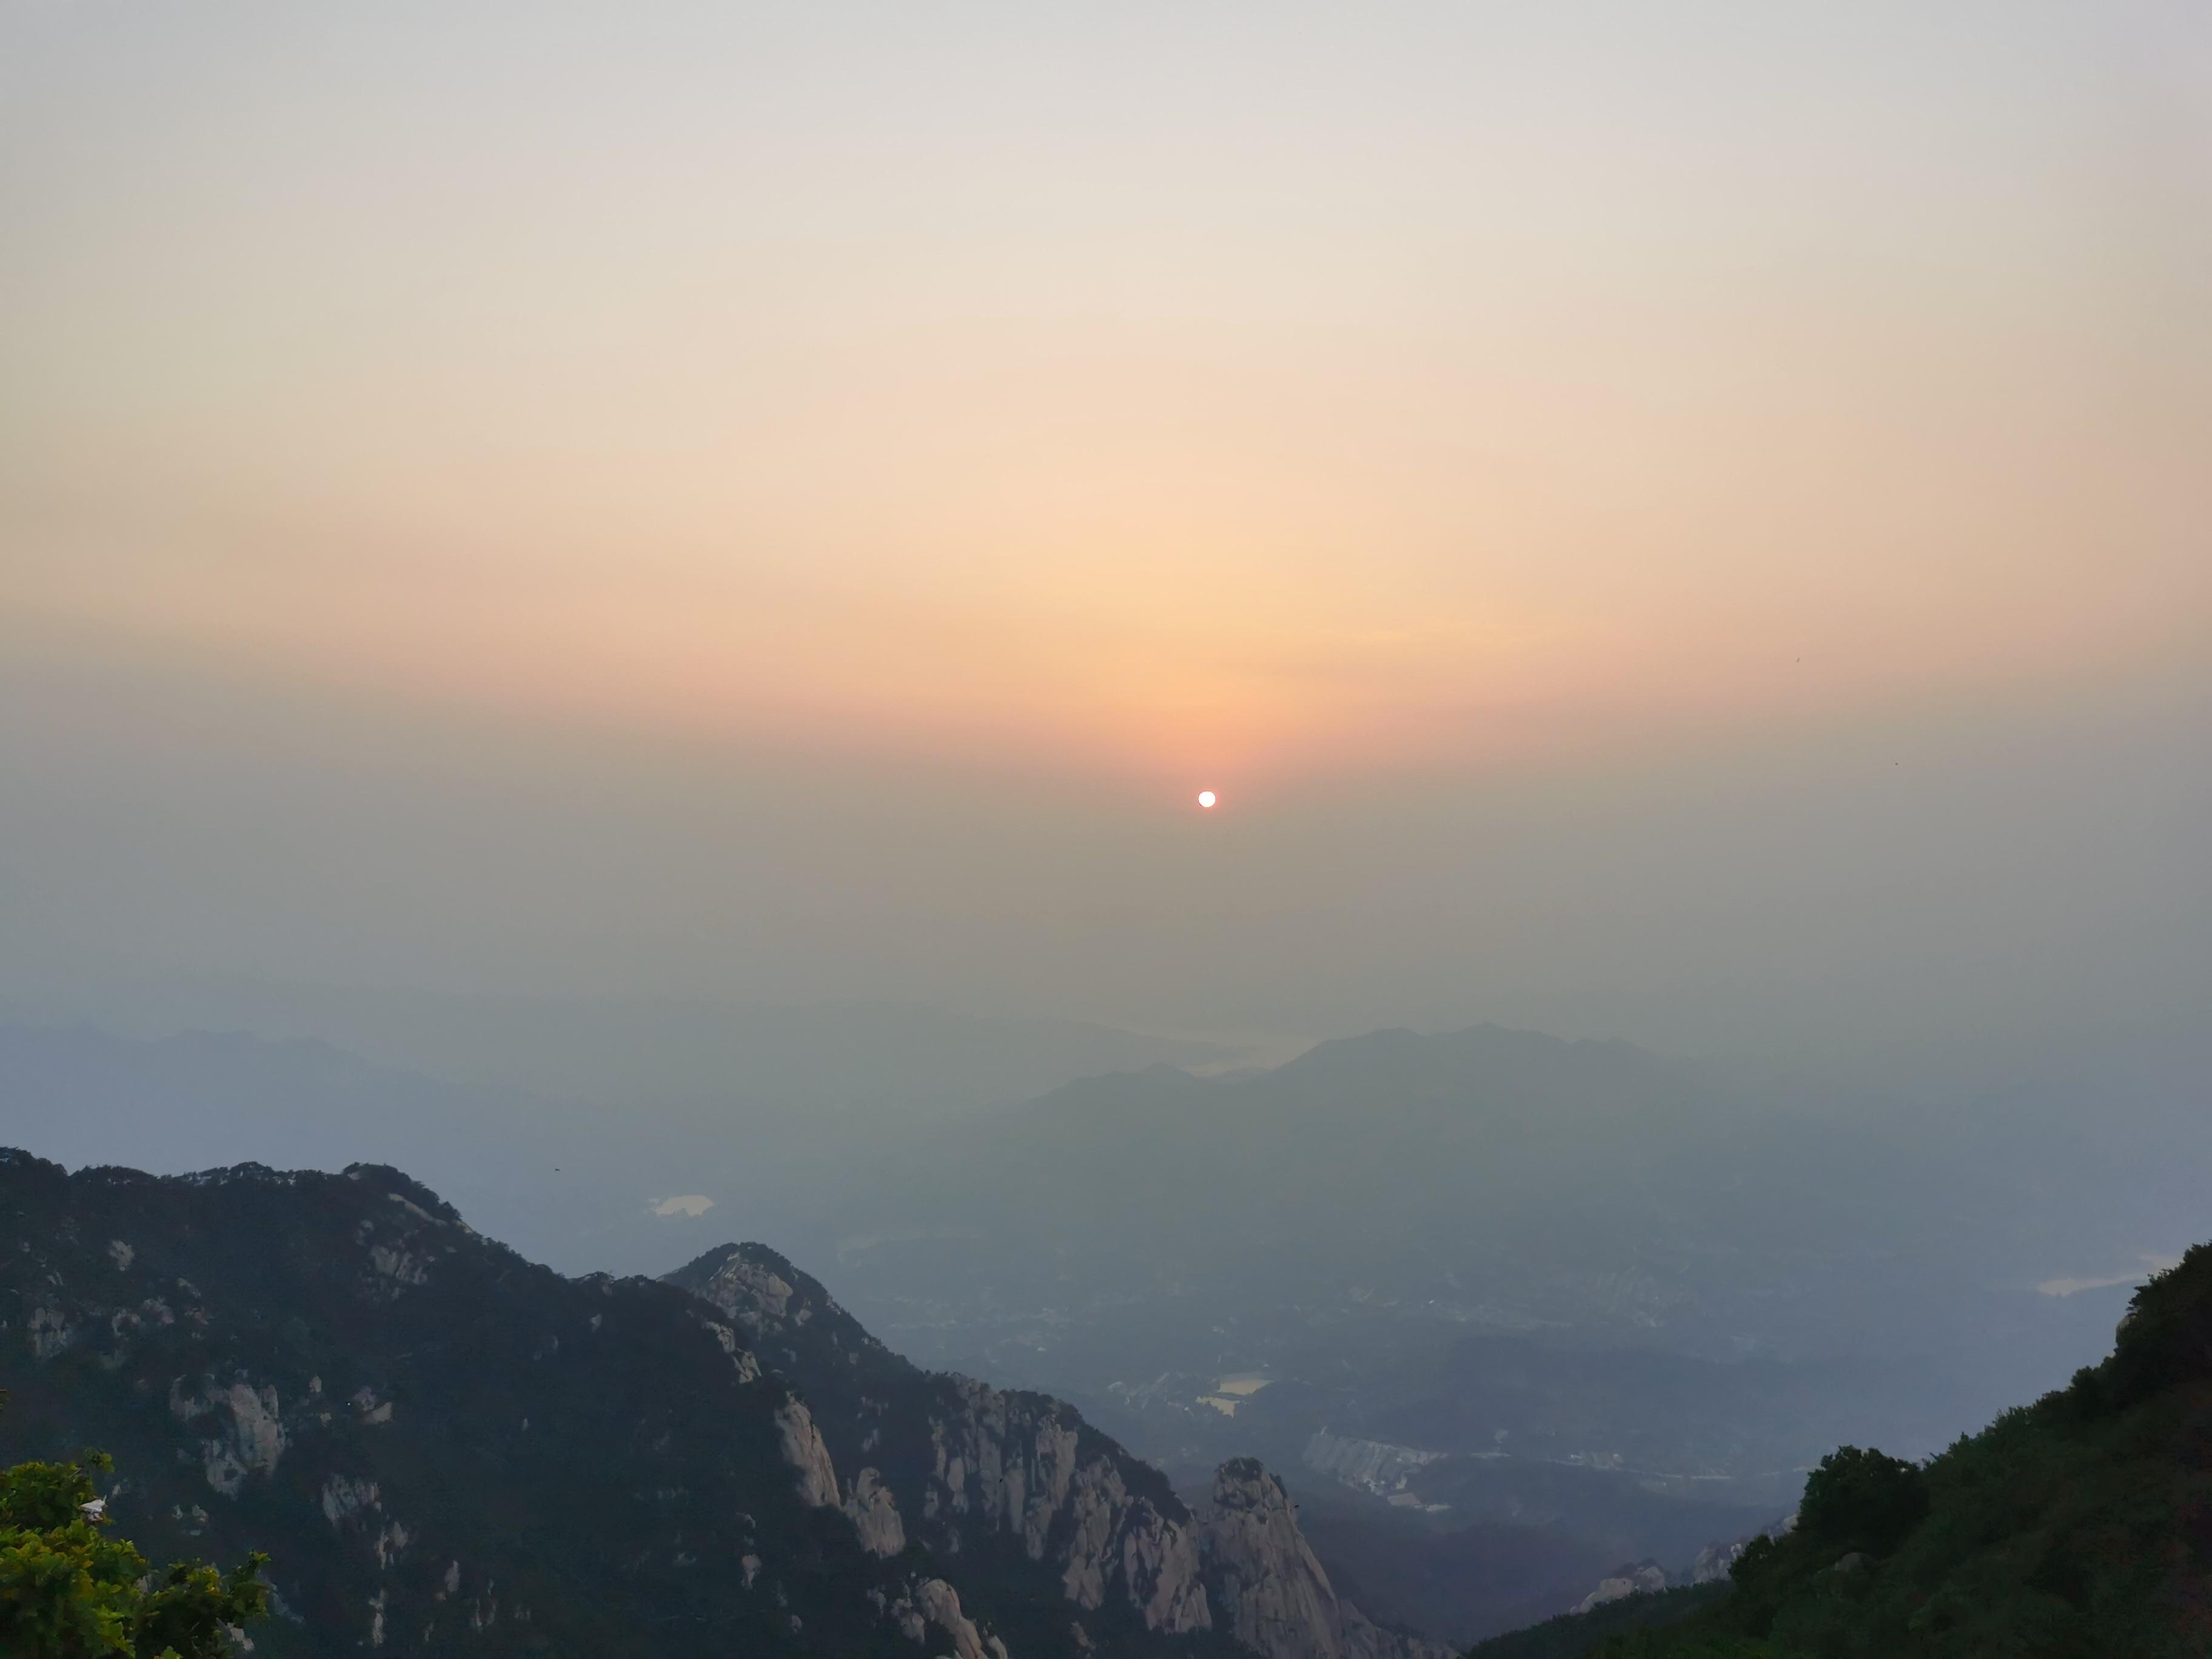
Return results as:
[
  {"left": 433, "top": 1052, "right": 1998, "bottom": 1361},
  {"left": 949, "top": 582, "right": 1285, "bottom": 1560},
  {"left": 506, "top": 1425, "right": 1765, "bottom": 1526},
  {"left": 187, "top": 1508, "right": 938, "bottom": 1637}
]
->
[{"left": 3, "top": 2, "right": 2208, "bottom": 1055}]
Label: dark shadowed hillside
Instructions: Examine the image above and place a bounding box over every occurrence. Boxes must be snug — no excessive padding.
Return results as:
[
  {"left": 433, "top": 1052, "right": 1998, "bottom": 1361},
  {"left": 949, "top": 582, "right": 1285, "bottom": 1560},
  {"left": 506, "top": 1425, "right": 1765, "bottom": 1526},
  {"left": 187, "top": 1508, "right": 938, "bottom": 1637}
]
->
[
  {"left": 1473, "top": 1244, "right": 2212, "bottom": 1657},
  {"left": 0, "top": 1147, "right": 1445, "bottom": 1658}
]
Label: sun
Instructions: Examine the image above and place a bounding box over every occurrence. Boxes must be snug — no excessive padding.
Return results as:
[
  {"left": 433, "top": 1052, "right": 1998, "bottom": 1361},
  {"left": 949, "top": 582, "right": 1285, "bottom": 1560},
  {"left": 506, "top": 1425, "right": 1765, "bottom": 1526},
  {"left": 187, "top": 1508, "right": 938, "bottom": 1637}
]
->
[{"left": 1197, "top": 790, "right": 1217, "bottom": 809}]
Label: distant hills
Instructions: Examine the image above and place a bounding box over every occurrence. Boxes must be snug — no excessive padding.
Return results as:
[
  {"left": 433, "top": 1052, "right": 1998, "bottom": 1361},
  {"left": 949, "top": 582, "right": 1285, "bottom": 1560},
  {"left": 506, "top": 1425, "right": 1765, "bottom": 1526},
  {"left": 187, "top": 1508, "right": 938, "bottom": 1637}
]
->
[
  {"left": 4, "top": 1013, "right": 2205, "bottom": 1649},
  {"left": 819, "top": 1020, "right": 2199, "bottom": 1459},
  {"left": 802, "top": 1020, "right": 2204, "bottom": 1641},
  {"left": 0, "top": 984, "right": 1234, "bottom": 1124},
  {"left": 0, "top": 1002, "right": 1229, "bottom": 1277},
  {"left": 833, "top": 1020, "right": 2208, "bottom": 1352}
]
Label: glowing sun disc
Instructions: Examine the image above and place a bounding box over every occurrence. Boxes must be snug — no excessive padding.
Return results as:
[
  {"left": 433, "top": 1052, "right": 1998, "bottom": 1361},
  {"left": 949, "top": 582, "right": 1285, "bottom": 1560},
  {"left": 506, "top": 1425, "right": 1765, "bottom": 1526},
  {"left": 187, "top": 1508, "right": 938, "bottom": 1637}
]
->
[{"left": 1197, "top": 790, "right": 1217, "bottom": 809}]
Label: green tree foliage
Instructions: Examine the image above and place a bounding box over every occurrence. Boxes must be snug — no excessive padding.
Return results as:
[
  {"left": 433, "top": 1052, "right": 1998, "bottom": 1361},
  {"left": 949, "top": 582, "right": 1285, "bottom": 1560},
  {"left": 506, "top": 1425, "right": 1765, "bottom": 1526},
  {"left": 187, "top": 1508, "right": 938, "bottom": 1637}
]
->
[
  {"left": 2089, "top": 1242, "right": 2212, "bottom": 1413},
  {"left": 1792, "top": 1446, "right": 1929, "bottom": 1557},
  {"left": 1473, "top": 1248, "right": 2212, "bottom": 1658},
  {"left": 0, "top": 1395, "right": 269, "bottom": 1659}
]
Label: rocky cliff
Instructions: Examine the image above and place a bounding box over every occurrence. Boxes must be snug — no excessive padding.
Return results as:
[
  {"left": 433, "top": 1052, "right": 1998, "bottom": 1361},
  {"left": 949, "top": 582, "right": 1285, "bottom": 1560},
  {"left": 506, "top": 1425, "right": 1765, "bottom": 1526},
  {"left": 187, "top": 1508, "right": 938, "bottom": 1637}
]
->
[
  {"left": 1195, "top": 1460, "right": 1452, "bottom": 1659},
  {"left": 669, "top": 1244, "right": 1218, "bottom": 1639},
  {"left": 669, "top": 1246, "right": 1438, "bottom": 1659},
  {"left": 2, "top": 1151, "right": 1429, "bottom": 1658},
  {"left": 1, "top": 1151, "right": 1228, "bottom": 1657}
]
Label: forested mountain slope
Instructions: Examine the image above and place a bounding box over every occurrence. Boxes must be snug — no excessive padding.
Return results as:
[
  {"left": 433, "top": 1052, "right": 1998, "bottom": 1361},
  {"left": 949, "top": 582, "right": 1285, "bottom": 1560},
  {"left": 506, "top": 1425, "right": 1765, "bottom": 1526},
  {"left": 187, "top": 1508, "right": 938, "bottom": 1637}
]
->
[
  {"left": 0, "top": 1148, "right": 1435, "bottom": 1658},
  {"left": 1475, "top": 1244, "right": 2212, "bottom": 1657}
]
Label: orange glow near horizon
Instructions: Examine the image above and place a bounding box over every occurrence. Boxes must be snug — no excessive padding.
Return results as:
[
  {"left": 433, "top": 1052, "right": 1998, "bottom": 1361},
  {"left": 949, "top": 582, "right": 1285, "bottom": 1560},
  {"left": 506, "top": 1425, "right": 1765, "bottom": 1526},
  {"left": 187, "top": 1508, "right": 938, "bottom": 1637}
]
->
[{"left": 4, "top": 5, "right": 2207, "bottom": 787}]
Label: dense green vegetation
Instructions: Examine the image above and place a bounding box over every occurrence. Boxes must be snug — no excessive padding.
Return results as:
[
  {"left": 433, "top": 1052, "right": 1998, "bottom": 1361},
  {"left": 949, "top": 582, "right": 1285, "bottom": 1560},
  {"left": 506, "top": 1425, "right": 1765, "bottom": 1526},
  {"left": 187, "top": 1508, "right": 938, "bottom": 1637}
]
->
[
  {"left": 0, "top": 1395, "right": 269, "bottom": 1658},
  {"left": 1476, "top": 1245, "right": 2212, "bottom": 1658}
]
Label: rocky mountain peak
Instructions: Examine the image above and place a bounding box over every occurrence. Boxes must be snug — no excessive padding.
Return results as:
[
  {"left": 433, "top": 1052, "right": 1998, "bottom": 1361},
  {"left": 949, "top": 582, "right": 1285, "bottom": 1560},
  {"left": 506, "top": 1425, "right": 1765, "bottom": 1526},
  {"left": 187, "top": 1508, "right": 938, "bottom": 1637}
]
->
[
  {"left": 5, "top": 1150, "right": 1448, "bottom": 1657},
  {"left": 1197, "top": 1459, "right": 1451, "bottom": 1659},
  {"left": 666, "top": 1240, "right": 890, "bottom": 1374}
]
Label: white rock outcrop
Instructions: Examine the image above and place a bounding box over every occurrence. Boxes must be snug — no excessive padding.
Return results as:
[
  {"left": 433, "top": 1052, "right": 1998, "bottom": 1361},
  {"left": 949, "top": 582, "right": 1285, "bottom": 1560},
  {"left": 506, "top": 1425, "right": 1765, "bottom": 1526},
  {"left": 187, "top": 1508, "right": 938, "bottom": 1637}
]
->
[
  {"left": 1572, "top": 1563, "right": 1667, "bottom": 1614},
  {"left": 774, "top": 1395, "right": 840, "bottom": 1509},
  {"left": 169, "top": 1377, "right": 287, "bottom": 1496},
  {"left": 844, "top": 1466, "right": 908, "bottom": 1557},
  {"left": 1691, "top": 1523, "right": 1786, "bottom": 1584},
  {"left": 1195, "top": 1460, "right": 1451, "bottom": 1659},
  {"left": 27, "top": 1304, "right": 76, "bottom": 1360},
  {"left": 909, "top": 1577, "right": 1007, "bottom": 1659},
  {"left": 698, "top": 1318, "right": 763, "bottom": 1384},
  {"left": 321, "top": 1474, "right": 381, "bottom": 1526},
  {"left": 927, "top": 1377, "right": 1211, "bottom": 1635},
  {"left": 685, "top": 1246, "right": 1433, "bottom": 1655}
]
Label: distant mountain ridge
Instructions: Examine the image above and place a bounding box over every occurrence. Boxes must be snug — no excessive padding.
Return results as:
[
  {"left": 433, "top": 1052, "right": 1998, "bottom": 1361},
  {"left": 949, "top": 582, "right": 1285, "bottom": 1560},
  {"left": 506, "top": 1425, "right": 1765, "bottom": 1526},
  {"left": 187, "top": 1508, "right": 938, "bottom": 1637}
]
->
[
  {"left": 10, "top": 1015, "right": 2204, "bottom": 1649},
  {"left": 0, "top": 1004, "right": 1235, "bottom": 1279},
  {"left": 824, "top": 1017, "right": 2199, "bottom": 1415},
  {"left": 793, "top": 1019, "right": 2205, "bottom": 1643},
  {"left": 0, "top": 1147, "right": 1441, "bottom": 1658}
]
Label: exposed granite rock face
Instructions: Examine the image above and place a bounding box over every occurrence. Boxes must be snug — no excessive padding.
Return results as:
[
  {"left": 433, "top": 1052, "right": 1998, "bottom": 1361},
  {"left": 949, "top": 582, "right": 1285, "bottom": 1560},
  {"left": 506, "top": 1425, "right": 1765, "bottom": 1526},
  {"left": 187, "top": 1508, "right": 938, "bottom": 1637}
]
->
[
  {"left": 1196, "top": 1458, "right": 1452, "bottom": 1659},
  {"left": 169, "top": 1376, "right": 289, "bottom": 1495},
  {"left": 925, "top": 1375, "right": 1080, "bottom": 1555},
  {"left": 5, "top": 1150, "right": 1436, "bottom": 1658},
  {"left": 671, "top": 1242, "right": 1216, "bottom": 1638},
  {"left": 320, "top": 1473, "right": 381, "bottom": 1526},
  {"left": 671, "top": 1244, "right": 1444, "bottom": 1655},
  {"left": 773, "top": 1395, "right": 840, "bottom": 1509},
  {"left": 672, "top": 1245, "right": 869, "bottom": 1375},
  {"left": 1690, "top": 1531, "right": 1769, "bottom": 1584},
  {"left": 1056, "top": 1452, "right": 1210, "bottom": 1631},
  {"left": 27, "top": 1301, "right": 76, "bottom": 1358},
  {"left": 697, "top": 1316, "right": 764, "bottom": 1384},
  {"left": 1196, "top": 1460, "right": 1342, "bottom": 1658},
  {"left": 1572, "top": 1562, "right": 1666, "bottom": 1614},
  {"left": 869, "top": 1575, "right": 1011, "bottom": 1655},
  {"left": 0, "top": 1153, "right": 1008, "bottom": 1657},
  {"left": 769, "top": 1372, "right": 912, "bottom": 1562},
  {"left": 925, "top": 1375, "right": 1212, "bottom": 1634},
  {"left": 843, "top": 1465, "right": 907, "bottom": 1557},
  {"left": 911, "top": 1576, "right": 1007, "bottom": 1659}
]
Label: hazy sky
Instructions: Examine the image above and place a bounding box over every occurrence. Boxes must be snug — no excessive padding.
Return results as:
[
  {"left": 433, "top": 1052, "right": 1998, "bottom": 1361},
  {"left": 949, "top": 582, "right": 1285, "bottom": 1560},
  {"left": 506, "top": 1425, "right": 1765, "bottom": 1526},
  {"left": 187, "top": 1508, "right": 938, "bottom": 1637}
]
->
[{"left": 3, "top": 2, "right": 2207, "bottom": 1057}]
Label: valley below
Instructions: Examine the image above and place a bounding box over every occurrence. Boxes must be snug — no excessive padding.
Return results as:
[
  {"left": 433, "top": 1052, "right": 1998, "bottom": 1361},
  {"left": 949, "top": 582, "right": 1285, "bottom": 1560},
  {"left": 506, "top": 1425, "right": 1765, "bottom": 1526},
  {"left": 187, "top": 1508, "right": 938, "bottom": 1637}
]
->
[{"left": 4, "top": 1013, "right": 2205, "bottom": 1653}]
